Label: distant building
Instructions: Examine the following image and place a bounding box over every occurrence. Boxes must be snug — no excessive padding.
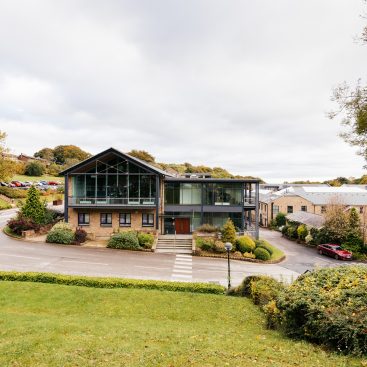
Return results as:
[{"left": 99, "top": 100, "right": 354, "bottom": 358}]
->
[{"left": 259, "top": 186, "right": 367, "bottom": 227}]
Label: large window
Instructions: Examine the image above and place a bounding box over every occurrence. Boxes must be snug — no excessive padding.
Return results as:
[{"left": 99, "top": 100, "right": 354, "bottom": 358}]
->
[
  {"left": 272, "top": 205, "right": 279, "bottom": 216},
  {"left": 119, "top": 213, "right": 131, "bottom": 227},
  {"left": 78, "top": 213, "right": 90, "bottom": 226},
  {"left": 142, "top": 213, "right": 154, "bottom": 227},
  {"left": 100, "top": 213, "right": 112, "bottom": 226},
  {"left": 71, "top": 155, "right": 157, "bottom": 205},
  {"left": 204, "top": 183, "right": 242, "bottom": 206}
]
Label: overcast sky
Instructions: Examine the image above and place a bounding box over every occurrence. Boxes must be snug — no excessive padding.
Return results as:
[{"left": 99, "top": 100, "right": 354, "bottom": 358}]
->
[{"left": 0, "top": 1, "right": 366, "bottom": 182}]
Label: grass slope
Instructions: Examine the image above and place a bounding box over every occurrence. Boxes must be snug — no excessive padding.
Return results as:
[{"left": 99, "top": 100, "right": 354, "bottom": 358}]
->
[
  {"left": 0, "top": 198, "right": 11, "bottom": 210},
  {"left": 11, "top": 174, "right": 61, "bottom": 183},
  {"left": 0, "top": 281, "right": 363, "bottom": 367}
]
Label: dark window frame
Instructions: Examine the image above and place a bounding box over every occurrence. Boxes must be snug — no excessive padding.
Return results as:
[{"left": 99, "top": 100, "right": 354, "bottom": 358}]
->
[
  {"left": 78, "top": 212, "right": 90, "bottom": 226},
  {"left": 287, "top": 206, "right": 293, "bottom": 214},
  {"left": 100, "top": 212, "right": 112, "bottom": 227},
  {"left": 142, "top": 213, "right": 154, "bottom": 227},
  {"left": 119, "top": 213, "right": 131, "bottom": 227},
  {"left": 301, "top": 206, "right": 307, "bottom": 212}
]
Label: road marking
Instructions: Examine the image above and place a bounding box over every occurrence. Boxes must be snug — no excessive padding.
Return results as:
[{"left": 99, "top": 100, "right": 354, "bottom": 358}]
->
[
  {"left": 135, "top": 265, "right": 171, "bottom": 270},
  {"left": 172, "top": 254, "right": 192, "bottom": 280},
  {"left": 60, "top": 260, "right": 109, "bottom": 266},
  {"left": 0, "top": 254, "right": 41, "bottom": 260}
]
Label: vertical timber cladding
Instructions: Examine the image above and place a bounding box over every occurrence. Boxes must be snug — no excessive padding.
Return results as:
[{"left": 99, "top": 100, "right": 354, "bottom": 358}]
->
[{"left": 64, "top": 173, "right": 69, "bottom": 222}]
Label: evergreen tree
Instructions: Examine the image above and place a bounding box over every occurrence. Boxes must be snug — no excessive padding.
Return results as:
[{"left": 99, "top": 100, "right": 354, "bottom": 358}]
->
[
  {"left": 21, "top": 186, "right": 46, "bottom": 224},
  {"left": 221, "top": 218, "right": 236, "bottom": 245},
  {"left": 349, "top": 207, "right": 361, "bottom": 232}
]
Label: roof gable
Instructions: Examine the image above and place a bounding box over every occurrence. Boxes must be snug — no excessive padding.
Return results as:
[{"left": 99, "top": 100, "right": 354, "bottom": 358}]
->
[{"left": 60, "top": 147, "right": 173, "bottom": 176}]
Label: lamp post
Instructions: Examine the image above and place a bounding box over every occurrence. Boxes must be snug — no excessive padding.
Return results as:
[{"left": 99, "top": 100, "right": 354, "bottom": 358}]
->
[{"left": 224, "top": 242, "right": 232, "bottom": 289}]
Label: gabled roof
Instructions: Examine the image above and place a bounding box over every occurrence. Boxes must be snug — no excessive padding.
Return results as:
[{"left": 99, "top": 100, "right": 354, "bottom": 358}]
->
[
  {"left": 60, "top": 147, "right": 174, "bottom": 176},
  {"left": 286, "top": 211, "right": 325, "bottom": 229}
]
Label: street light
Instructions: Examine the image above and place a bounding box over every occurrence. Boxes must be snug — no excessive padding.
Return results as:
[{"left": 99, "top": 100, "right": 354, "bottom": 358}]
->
[{"left": 224, "top": 242, "right": 232, "bottom": 289}]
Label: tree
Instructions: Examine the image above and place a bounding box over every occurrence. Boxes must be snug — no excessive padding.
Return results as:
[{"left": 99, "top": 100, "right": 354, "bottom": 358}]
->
[
  {"left": 53, "top": 145, "right": 91, "bottom": 165},
  {"left": 127, "top": 150, "right": 155, "bottom": 163},
  {"left": 329, "top": 5, "right": 367, "bottom": 166},
  {"left": 24, "top": 161, "right": 45, "bottom": 176},
  {"left": 221, "top": 218, "right": 237, "bottom": 245},
  {"left": 275, "top": 212, "right": 286, "bottom": 227},
  {"left": 34, "top": 147, "right": 54, "bottom": 161},
  {"left": 348, "top": 207, "right": 362, "bottom": 235},
  {"left": 20, "top": 186, "right": 46, "bottom": 224},
  {"left": 323, "top": 200, "right": 350, "bottom": 243},
  {"left": 297, "top": 224, "right": 308, "bottom": 241},
  {"left": 0, "top": 131, "right": 16, "bottom": 181}
]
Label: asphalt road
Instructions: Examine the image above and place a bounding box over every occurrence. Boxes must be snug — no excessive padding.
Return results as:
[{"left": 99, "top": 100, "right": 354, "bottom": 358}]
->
[{"left": 0, "top": 209, "right": 363, "bottom": 286}]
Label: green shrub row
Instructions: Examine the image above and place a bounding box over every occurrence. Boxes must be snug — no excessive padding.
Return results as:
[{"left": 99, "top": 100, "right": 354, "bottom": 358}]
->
[
  {"left": 0, "top": 271, "right": 225, "bottom": 294},
  {"left": 46, "top": 222, "right": 87, "bottom": 245}
]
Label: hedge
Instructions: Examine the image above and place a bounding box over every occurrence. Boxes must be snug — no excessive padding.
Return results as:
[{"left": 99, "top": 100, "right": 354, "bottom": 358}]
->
[{"left": 0, "top": 271, "right": 226, "bottom": 295}]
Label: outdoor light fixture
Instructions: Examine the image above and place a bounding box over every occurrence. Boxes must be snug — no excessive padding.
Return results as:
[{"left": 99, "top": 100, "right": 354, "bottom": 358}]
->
[{"left": 224, "top": 242, "right": 232, "bottom": 289}]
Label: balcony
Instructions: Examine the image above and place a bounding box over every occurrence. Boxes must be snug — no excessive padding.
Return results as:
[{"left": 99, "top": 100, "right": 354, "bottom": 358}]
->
[{"left": 69, "top": 197, "right": 156, "bottom": 207}]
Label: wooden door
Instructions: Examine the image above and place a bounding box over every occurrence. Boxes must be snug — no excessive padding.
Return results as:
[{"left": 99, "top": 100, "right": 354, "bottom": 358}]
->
[{"left": 175, "top": 218, "right": 190, "bottom": 234}]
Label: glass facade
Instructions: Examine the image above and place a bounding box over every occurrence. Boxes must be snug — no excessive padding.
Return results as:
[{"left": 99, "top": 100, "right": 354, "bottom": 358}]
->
[
  {"left": 164, "top": 182, "right": 243, "bottom": 206},
  {"left": 203, "top": 212, "right": 242, "bottom": 230},
  {"left": 71, "top": 156, "right": 156, "bottom": 206}
]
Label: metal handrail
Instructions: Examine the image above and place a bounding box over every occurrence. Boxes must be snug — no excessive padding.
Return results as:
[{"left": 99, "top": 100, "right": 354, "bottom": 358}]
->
[{"left": 69, "top": 197, "right": 156, "bottom": 206}]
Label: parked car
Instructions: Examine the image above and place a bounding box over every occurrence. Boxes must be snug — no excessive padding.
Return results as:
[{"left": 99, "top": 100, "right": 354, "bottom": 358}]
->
[
  {"left": 39, "top": 180, "right": 48, "bottom": 186},
  {"left": 317, "top": 244, "right": 352, "bottom": 260},
  {"left": 48, "top": 181, "right": 59, "bottom": 186},
  {"left": 11, "top": 181, "right": 22, "bottom": 187},
  {"left": 0, "top": 182, "right": 8, "bottom": 186},
  {"left": 23, "top": 181, "right": 33, "bottom": 186}
]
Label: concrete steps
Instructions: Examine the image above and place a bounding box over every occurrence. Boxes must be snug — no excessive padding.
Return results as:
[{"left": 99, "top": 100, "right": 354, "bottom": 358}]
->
[{"left": 156, "top": 237, "right": 192, "bottom": 254}]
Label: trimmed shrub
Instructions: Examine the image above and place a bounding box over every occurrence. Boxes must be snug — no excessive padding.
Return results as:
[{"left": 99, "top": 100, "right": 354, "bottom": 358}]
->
[
  {"left": 74, "top": 228, "right": 87, "bottom": 243},
  {"left": 221, "top": 218, "right": 236, "bottom": 245},
  {"left": 243, "top": 252, "right": 256, "bottom": 259},
  {"left": 0, "top": 187, "right": 27, "bottom": 199},
  {"left": 195, "top": 224, "right": 219, "bottom": 233},
  {"left": 107, "top": 231, "right": 140, "bottom": 250},
  {"left": 235, "top": 235, "right": 256, "bottom": 253},
  {"left": 254, "top": 247, "right": 271, "bottom": 261},
  {"left": 233, "top": 251, "right": 242, "bottom": 257},
  {"left": 286, "top": 225, "right": 298, "bottom": 239},
  {"left": 229, "top": 275, "right": 267, "bottom": 297},
  {"left": 276, "top": 266, "right": 367, "bottom": 356},
  {"left": 46, "top": 228, "right": 74, "bottom": 244},
  {"left": 255, "top": 239, "right": 274, "bottom": 255},
  {"left": 51, "top": 221, "right": 73, "bottom": 231},
  {"left": 138, "top": 233, "right": 155, "bottom": 249},
  {"left": 7, "top": 217, "right": 40, "bottom": 235},
  {"left": 297, "top": 224, "right": 308, "bottom": 241},
  {"left": 213, "top": 240, "right": 226, "bottom": 253},
  {"left": 195, "top": 237, "right": 215, "bottom": 251},
  {"left": 0, "top": 271, "right": 225, "bottom": 295}
]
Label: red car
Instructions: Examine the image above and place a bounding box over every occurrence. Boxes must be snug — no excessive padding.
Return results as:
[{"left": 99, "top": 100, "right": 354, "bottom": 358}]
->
[
  {"left": 317, "top": 244, "right": 352, "bottom": 260},
  {"left": 11, "top": 181, "right": 22, "bottom": 187},
  {"left": 48, "top": 181, "right": 59, "bottom": 186}
]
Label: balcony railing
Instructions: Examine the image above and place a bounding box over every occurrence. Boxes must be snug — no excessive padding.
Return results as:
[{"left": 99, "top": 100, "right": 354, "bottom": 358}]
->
[{"left": 69, "top": 197, "right": 156, "bottom": 206}]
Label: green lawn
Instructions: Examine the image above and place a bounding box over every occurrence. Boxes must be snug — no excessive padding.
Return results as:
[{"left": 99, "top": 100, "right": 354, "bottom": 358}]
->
[
  {"left": 11, "top": 174, "right": 62, "bottom": 183},
  {"left": 0, "top": 281, "right": 363, "bottom": 367}
]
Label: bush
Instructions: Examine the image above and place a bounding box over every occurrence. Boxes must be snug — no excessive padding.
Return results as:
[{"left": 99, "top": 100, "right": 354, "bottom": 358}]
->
[
  {"left": 7, "top": 217, "right": 40, "bottom": 235},
  {"left": 281, "top": 225, "right": 289, "bottom": 236},
  {"left": 235, "top": 235, "right": 256, "bottom": 253},
  {"left": 195, "top": 237, "right": 215, "bottom": 251},
  {"left": 213, "top": 240, "right": 226, "bottom": 253},
  {"left": 46, "top": 228, "right": 74, "bottom": 244},
  {"left": 341, "top": 231, "right": 365, "bottom": 256},
  {"left": 243, "top": 252, "right": 256, "bottom": 259},
  {"left": 276, "top": 266, "right": 367, "bottom": 355},
  {"left": 297, "top": 224, "right": 308, "bottom": 241},
  {"left": 138, "top": 232, "right": 155, "bottom": 249},
  {"left": 0, "top": 271, "right": 225, "bottom": 295},
  {"left": 254, "top": 247, "right": 271, "bottom": 261},
  {"left": 0, "top": 187, "right": 27, "bottom": 199},
  {"left": 195, "top": 224, "right": 219, "bottom": 233},
  {"left": 233, "top": 251, "right": 242, "bottom": 257},
  {"left": 275, "top": 212, "right": 286, "bottom": 227},
  {"left": 255, "top": 239, "right": 274, "bottom": 255},
  {"left": 51, "top": 221, "right": 73, "bottom": 231},
  {"left": 305, "top": 234, "right": 313, "bottom": 244},
  {"left": 74, "top": 228, "right": 87, "bottom": 243},
  {"left": 0, "top": 198, "right": 11, "bottom": 210},
  {"left": 250, "top": 276, "right": 285, "bottom": 307},
  {"left": 107, "top": 231, "right": 140, "bottom": 250},
  {"left": 221, "top": 218, "right": 236, "bottom": 245},
  {"left": 24, "top": 161, "right": 45, "bottom": 176},
  {"left": 286, "top": 226, "right": 298, "bottom": 239}
]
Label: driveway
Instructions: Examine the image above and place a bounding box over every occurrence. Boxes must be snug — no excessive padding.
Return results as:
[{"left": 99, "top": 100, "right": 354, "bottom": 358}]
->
[
  {"left": 0, "top": 209, "right": 362, "bottom": 286},
  {"left": 260, "top": 228, "right": 361, "bottom": 273}
]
